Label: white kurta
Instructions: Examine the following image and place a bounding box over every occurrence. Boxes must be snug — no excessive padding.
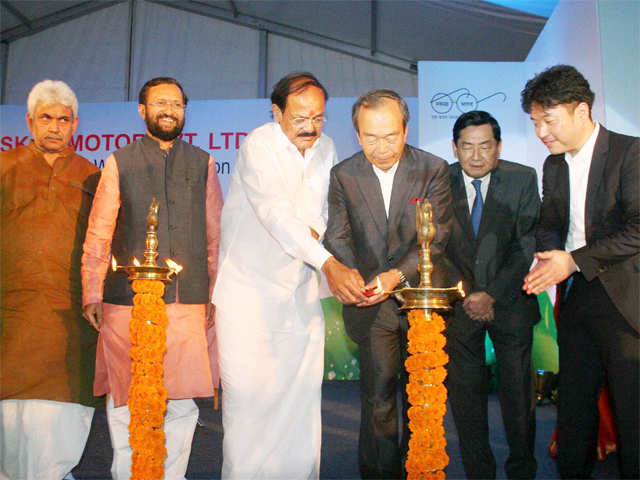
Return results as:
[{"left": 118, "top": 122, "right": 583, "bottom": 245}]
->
[{"left": 213, "top": 123, "right": 336, "bottom": 479}]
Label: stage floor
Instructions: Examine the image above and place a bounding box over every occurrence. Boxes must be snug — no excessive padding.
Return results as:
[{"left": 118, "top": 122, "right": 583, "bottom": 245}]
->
[{"left": 73, "top": 380, "right": 619, "bottom": 479}]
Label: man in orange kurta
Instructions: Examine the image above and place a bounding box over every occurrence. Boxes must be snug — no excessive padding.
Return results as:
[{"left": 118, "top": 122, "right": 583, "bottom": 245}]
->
[{"left": 1, "top": 80, "right": 101, "bottom": 479}]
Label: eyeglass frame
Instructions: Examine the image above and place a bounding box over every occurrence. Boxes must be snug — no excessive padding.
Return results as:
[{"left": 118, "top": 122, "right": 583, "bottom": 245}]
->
[
  {"left": 289, "top": 115, "right": 327, "bottom": 127},
  {"left": 146, "top": 100, "right": 186, "bottom": 110}
]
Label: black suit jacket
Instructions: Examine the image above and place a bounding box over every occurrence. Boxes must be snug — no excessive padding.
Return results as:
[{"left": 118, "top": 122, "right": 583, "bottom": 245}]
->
[
  {"left": 324, "top": 144, "right": 453, "bottom": 343},
  {"left": 444, "top": 160, "right": 540, "bottom": 322},
  {"left": 537, "top": 126, "right": 639, "bottom": 332}
]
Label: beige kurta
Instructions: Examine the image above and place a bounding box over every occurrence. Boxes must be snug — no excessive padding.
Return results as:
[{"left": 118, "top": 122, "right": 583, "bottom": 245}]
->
[{"left": 0, "top": 142, "right": 101, "bottom": 407}]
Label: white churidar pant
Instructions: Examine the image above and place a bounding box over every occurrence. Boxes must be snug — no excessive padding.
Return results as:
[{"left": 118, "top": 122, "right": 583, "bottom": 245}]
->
[
  {"left": 106, "top": 395, "right": 198, "bottom": 479},
  {"left": 0, "top": 399, "right": 93, "bottom": 480}
]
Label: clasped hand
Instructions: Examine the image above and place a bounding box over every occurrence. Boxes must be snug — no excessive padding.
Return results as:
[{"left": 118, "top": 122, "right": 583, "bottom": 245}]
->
[{"left": 463, "top": 292, "right": 495, "bottom": 322}]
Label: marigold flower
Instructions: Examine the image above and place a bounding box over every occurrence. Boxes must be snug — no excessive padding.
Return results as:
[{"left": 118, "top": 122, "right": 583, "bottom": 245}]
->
[
  {"left": 405, "top": 309, "right": 449, "bottom": 476},
  {"left": 128, "top": 280, "right": 168, "bottom": 479}
]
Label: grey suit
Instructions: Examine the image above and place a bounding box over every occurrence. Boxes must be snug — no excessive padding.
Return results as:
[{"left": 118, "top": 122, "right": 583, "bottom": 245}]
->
[
  {"left": 324, "top": 144, "right": 452, "bottom": 478},
  {"left": 537, "top": 127, "right": 639, "bottom": 478},
  {"left": 444, "top": 160, "right": 540, "bottom": 479}
]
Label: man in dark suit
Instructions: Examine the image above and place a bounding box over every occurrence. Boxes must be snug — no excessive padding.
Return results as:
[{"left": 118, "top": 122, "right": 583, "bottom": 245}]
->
[
  {"left": 444, "top": 110, "right": 540, "bottom": 479},
  {"left": 522, "top": 65, "right": 639, "bottom": 479},
  {"left": 324, "top": 89, "right": 452, "bottom": 478}
]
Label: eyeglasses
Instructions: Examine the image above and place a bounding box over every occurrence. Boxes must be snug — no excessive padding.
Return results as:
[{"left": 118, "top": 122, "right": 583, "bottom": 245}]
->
[
  {"left": 146, "top": 100, "right": 186, "bottom": 110},
  {"left": 290, "top": 116, "right": 327, "bottom": 127}
]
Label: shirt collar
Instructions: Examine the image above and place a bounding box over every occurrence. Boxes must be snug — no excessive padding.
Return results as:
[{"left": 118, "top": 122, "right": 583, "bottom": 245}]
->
[
  {"left": 371, "top": 159, "right": 399, "bottom": 178},
  {"left": 27, "top": 140, "right": 74, "bottom": 169},
  {"left": 565, "top": 122, "right": 600, "bottom": 164},
  {"left": 142, "top": 133, "right": 179, "bottom": 155},
  {"left": 461, "top": 168, "right": 491, "bottom": 186}
]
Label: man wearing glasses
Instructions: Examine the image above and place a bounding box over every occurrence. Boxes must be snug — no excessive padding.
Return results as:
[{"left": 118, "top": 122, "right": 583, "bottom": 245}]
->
[
  {"left": 212, "top": 72, "right": 359, "bottom": 478},
  {"left": 81, "top": 77, "right": 223, "bottom": 479}
]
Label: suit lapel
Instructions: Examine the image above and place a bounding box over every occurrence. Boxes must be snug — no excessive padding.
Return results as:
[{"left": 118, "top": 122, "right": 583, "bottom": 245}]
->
[
  {"left": 353, "top": 154, "right": 388, "bottom": 240},
  {"left": 451, "top": 165, "right": 475, "bottom": 240},
  {"left": 387, "top": 150, "right": 418, "bottom": 237},
  {"left": 478, "top": 166, "right": 506, "bottom": 240},
  {"left": 584, "top": 126, "right": 609, "bottom": 241}
]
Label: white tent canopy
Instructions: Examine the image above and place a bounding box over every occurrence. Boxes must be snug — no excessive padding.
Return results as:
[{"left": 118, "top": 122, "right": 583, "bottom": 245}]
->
[{"left": 0, "top": 0, "right": 551, "bottom": 104}]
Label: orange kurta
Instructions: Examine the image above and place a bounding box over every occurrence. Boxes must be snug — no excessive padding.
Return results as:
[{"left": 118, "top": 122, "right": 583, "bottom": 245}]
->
[{"left": 0, "top": 142, "right": 101, "bottom": 407}]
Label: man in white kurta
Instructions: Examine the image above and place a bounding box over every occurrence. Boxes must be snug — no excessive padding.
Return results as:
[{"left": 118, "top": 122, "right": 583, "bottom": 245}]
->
[{"left": 212, "top": 73, "right": 365, "bottom": 479}]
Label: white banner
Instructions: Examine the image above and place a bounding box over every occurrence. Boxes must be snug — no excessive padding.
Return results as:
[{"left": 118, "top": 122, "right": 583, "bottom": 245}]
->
[{"left": 418, "top": 61, "right": 534, "bottom": 173}]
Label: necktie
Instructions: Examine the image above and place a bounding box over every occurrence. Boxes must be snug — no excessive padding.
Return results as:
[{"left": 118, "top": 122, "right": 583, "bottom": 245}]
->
[{"left": 471, "top": 179, "right": 483, "bottom": 237}]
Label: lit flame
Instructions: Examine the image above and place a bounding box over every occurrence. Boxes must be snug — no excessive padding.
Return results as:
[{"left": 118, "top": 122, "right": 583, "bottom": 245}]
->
[
  {"left": 133, "top": 257, "right": 141, "bottom": 267},
  {"left": 165, "top": 259, "right": 183, "bottom": 274},
  {"left": 376, "top": 276, "right": 383, "bottom": 294},
  {"left": 457, "top": 280, "right": 466, "bottom": 298},
  {"left": 111, "top": 256, "right": 118, "bottom": 271}
]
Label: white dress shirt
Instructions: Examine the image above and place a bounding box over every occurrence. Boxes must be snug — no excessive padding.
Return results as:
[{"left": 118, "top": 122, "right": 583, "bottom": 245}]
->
[
  {"left": 565, "top": 122, "right": 600, "bottom": 252},
  {"left": 372, "top": 161, "right": 400, "bottom": 217}
]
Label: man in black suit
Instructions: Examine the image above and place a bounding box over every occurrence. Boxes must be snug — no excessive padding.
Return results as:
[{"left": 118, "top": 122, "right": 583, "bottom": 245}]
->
[
  {"left": 522, "top": 65, "right": 639, "bottom": 479},
  {"left": 324, "top": 89, "right": 452, "bottom": 478},
  {"left": 444, "top": 110, "right": 540, "bottom": 479}
]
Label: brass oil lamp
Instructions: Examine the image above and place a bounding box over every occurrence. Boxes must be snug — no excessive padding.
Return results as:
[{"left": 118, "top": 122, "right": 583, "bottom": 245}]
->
[
  {"left": 387, "top": 199, "right": 465, "bottom": 310},
  {"left": 111, "top": 198, "right": 182, "bottom": 282}
]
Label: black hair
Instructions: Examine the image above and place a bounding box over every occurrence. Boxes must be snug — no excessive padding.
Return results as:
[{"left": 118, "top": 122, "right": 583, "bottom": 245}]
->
[
  {"left": 138, "top": 77, "right": 188, "bottom": 106},
  {"left": 521, "top": 64, "right": 594, "bottom": 114},
  {"left": 452, "top": 110, "right": 501, "bottom": 144},
  {"left": 270, "top": 72, "right": 328, "bottom": 112}
]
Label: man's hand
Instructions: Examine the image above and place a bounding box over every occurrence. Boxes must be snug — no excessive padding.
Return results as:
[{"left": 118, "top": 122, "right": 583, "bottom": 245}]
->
[
  {"left": 523, "top": 250, "right": 577, "bottom": 295},
  {"left": 463, "top": 292, "right": 495, "bottom": 322},
  {"left": 206, "top": 303, "right": 216, "bottom": 328},
  {"left": 322, "top": 256, "right": 366, "bottom": 305},
  {"left": 356, "top": 269, "right": 402, "bottom": 307},
  {"left": 83, "top": 302, "right": 103, "bottom": 331}
]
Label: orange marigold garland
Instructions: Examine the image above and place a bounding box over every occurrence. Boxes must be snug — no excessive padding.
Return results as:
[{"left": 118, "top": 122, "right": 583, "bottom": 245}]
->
[
  {"left": 128, "top": 279, "right": 169, "bottom": 480},
  {"left": 405, "top": 310, "right": 449, "bottom": 480}
]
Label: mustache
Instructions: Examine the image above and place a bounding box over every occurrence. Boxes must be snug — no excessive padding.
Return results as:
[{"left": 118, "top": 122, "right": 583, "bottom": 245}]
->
[
  {"left": 45, "top": 134, "right": 64, "bottom": 140},
  {"left": 158, "top": 114, "right": 179, "bottom": 122},
  {"left": 297, "top": 130, "right": 317, "bottom": 138}
]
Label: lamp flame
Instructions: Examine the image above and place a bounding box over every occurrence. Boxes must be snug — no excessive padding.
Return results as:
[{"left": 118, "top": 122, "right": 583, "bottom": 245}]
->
[
  {"left": 133, "top": 257, "right": 141, "bottom": 267},
  {"left": 376, "top": 276, "right": 383, "bottom": 294},
  {"left": 165, "top": 259, "right": 183, "bottom": 274},
  {"left": 457, "top": 280, "right": 466, "bottom": 298},
  {"left": 111, "top": 256, "right": 118, "bottom": 271}
]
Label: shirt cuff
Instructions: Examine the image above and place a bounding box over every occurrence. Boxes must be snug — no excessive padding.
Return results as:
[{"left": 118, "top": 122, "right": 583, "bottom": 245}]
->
[{"left": 308, "top": 244, "right": 332, "bottom": 271}]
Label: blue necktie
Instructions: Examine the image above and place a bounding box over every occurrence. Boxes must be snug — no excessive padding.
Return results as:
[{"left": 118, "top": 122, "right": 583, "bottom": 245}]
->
[{"left": 471, "top": 179, "right": 483, "bottom": 237}]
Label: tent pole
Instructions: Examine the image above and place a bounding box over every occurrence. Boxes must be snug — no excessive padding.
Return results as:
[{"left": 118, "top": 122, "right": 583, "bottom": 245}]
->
[
  {"left": 126, "top": 0, "right": 136, "bottom": 101},
  {"left": 258, "top": 29, "right": 268, "bottom": 98},
  {"left": 1, "top": 42, "right": 8, "bottom": 104}
]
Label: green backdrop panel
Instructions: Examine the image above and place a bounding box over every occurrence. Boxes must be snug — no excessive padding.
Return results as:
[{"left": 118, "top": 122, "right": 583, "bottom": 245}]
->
[{"left": 321, "top": 291, "right": 559, "bottom": 380}]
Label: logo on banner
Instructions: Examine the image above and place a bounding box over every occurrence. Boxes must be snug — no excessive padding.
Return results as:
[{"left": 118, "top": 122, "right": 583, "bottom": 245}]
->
[{"left": 429, "top": 88, "right": 506, "bottom": 119}]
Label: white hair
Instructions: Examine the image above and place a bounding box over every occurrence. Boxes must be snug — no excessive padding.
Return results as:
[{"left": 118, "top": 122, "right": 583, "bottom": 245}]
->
[{"left": 27, "top": 79, "right": 78, "bottom": 118}]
